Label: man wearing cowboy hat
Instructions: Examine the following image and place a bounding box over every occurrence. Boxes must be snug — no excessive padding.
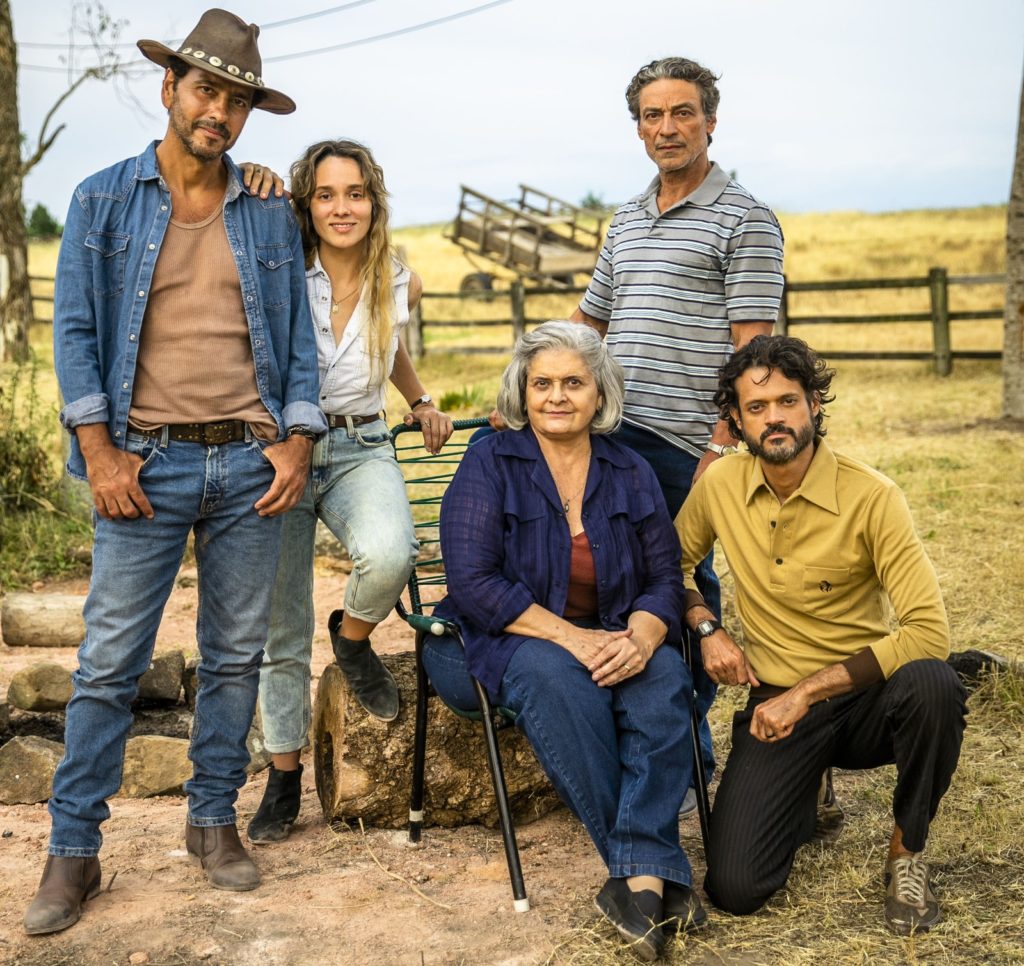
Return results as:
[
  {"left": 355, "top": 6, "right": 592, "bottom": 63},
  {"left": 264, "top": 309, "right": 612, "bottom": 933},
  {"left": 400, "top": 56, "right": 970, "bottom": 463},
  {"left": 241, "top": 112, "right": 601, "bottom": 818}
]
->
[{"left": 25, "top": 9, "right": 326, "bottom": 935}]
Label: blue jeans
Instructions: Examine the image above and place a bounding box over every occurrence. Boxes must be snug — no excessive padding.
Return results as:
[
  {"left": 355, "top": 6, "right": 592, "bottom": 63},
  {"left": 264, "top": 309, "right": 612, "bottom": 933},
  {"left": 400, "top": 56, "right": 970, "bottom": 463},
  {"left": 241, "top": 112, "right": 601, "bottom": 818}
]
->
[
  {"left": 48, "top": 429, "right": 282, "bottom": 856},
  {"left": 259, "top": 419, "right": 418, "bottom": 753},
  {"left": 611, "top": 421, "right": 719, "bottom": 776},
  {"left": 423, "top": 634, "right": 695, "bottom": 885}
]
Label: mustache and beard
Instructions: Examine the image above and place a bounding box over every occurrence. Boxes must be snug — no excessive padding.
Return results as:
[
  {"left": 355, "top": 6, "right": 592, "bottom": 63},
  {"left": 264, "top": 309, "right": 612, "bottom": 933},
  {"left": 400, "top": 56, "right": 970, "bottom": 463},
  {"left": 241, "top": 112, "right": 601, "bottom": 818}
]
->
[
  {"left": 742, "top": 420, "right": 816, "bottom": 465},
  {"left": 169, "top": 100, "right": 233, "bottom": 163}
]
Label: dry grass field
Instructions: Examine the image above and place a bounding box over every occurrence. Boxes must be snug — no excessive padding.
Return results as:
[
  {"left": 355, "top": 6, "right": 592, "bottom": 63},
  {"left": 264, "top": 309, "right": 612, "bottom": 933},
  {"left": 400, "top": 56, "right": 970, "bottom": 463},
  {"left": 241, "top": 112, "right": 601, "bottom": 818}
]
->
[{"left": 9, "top": 206, "right": 1024, "bottom": 963}]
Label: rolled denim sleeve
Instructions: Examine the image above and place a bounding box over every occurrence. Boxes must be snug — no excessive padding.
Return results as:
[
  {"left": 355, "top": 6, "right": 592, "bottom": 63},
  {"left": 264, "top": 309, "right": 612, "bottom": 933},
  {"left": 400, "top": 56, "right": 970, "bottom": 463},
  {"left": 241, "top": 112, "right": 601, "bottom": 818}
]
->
[
  {"left": 281, "top": 219, "right": 327, "bottom": 435},
  {"left": 439, "top": 445, "right": 537, "bottom": 633},
  {"left": 53, "top": 189, "right": 109, "bottom": 431}
]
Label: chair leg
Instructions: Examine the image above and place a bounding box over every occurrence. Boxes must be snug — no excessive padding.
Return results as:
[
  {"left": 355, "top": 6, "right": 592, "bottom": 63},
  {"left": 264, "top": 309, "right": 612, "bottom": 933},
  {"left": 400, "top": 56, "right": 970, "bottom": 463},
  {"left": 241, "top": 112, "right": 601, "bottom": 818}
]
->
[
  {"left": 409, "top": 632, "right": 430, "bottom": 843},
  {"left": 684, "top": 633, "right": 712, "bottom": 859},
  {"left": 472, "top": 676, "right": 530, "bottom": 913}
]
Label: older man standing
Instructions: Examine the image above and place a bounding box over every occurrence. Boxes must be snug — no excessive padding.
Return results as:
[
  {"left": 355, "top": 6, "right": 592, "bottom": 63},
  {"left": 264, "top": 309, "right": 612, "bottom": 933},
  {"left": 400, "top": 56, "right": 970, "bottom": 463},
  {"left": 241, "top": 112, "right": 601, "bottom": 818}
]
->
[
  {"left": 571, "top": 56, "right": 785, "bottom": 782},
  {"left": 25, "top": 9, "right": 325, "bottom": 936},
  {"left": 678, "top": 335, "right": 966, "bottom": 933}
]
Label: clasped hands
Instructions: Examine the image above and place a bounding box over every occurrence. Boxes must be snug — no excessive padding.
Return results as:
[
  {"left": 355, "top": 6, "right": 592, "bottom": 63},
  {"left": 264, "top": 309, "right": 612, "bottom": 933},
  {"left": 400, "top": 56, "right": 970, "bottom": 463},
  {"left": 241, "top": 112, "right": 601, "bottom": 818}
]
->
[{"left": 562, "top": 625, "right": 651, "bottom": 687}]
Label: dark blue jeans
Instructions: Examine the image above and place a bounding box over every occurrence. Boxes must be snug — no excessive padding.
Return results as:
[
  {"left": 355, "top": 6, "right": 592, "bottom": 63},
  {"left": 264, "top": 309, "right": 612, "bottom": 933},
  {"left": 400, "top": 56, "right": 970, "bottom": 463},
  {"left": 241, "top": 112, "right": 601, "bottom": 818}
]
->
[
  {"left": 423, "top": 634, "right": 696, "bottom": 885},
  {"left": 611, "top": 421, "right": 718, "bottom": 776}
]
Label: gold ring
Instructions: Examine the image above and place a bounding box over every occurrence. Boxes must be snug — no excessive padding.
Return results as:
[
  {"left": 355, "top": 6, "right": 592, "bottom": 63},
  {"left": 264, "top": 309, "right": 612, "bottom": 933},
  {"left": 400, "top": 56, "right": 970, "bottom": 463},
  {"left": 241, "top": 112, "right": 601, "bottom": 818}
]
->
[{"left": 623, "top": 663, "right": 632, "bottom": 672}]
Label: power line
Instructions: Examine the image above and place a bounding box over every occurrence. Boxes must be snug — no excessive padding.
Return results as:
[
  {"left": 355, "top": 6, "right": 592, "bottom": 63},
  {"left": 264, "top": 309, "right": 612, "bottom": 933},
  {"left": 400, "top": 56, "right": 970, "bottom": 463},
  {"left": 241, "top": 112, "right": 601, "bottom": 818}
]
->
[
  {"left": 265, "top": 0, "right": 515, "bottom": 62},
  {"left": 17, "top": 0, "right": 380, "bottom": 50},
  {"left": 19, "top": 0, "right": 515, "bottom": 73}
]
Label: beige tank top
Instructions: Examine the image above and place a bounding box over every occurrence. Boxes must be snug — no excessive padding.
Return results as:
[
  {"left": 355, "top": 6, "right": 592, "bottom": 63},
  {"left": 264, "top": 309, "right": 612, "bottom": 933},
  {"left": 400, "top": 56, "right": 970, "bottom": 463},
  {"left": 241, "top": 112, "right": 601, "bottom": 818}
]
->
[{"left": 129, "top": 206, "right": 277, "bottom": 440}]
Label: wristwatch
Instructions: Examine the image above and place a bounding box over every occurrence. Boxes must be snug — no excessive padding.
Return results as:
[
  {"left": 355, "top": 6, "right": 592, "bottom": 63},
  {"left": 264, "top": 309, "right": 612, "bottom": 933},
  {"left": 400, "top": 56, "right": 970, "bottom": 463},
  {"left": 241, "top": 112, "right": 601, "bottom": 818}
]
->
[
  {"left": 695, "top": 618, "right": 724, "bottom": 640},
  {"left": 706, "top": 442, "right": 738, "bottom": 457},
  {"left": 409, "top": 394, "right": 432, "bottom": 410}
]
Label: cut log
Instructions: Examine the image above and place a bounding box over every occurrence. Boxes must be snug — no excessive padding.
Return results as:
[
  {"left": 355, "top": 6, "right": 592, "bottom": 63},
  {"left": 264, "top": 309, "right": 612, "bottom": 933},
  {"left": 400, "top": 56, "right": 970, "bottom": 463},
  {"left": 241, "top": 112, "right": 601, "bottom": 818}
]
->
[
  {"left": 1, "top": 593, "right": 86, "bottom": 648},
  {"left": 313, "top": 655, "right": 559, "bottom": 829}
]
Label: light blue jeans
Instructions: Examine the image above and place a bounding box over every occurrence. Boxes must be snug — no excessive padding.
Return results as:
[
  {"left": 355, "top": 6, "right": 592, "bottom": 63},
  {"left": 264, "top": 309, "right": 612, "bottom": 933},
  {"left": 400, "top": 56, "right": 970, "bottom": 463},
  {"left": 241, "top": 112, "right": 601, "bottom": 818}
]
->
[
  {"left": 423, "top": 634, "right": 696, "bottom": 885},
  {"left": 259, "top": 418, "right": 418, "bottom": 753},
  {"left": 48, "top": 429, "right": 282, "bottom": 856}
]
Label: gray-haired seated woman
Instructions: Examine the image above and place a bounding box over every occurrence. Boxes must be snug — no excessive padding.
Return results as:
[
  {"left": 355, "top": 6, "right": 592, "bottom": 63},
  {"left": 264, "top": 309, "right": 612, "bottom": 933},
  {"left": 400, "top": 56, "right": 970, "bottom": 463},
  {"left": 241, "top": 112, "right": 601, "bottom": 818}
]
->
[{"left": 423, "top": 321, "right": 704, "bottom": 960}]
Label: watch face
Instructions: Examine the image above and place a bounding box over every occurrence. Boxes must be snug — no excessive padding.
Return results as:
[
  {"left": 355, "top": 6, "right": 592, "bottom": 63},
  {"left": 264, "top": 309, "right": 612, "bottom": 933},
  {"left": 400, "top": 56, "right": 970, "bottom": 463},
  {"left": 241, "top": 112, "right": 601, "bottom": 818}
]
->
[{"left": 697, "top": 620, "right": 715, "bottom": 638}]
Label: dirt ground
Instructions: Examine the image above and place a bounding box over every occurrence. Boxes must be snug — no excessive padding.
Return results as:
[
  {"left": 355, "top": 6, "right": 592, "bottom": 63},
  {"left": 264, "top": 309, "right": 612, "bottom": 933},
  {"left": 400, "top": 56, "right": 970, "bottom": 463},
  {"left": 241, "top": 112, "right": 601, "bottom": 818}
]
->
[{"left": 0, "top": 570, "right": 718, "bottom": 966}]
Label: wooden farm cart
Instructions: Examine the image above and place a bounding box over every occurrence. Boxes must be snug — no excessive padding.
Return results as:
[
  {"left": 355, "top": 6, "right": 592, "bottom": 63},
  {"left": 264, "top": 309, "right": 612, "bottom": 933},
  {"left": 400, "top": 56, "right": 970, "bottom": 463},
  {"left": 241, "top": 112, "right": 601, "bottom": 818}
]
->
[{"left": 448, "top": 184, "right": 605, "bottom": 292}]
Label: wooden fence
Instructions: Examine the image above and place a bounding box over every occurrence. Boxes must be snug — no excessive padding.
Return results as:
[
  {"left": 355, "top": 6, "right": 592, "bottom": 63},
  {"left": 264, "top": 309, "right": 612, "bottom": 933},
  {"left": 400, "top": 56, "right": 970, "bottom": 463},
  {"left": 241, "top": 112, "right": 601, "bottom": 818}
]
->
[{"left": 32, "top": 267, "right": 1005, "bottom": 376}]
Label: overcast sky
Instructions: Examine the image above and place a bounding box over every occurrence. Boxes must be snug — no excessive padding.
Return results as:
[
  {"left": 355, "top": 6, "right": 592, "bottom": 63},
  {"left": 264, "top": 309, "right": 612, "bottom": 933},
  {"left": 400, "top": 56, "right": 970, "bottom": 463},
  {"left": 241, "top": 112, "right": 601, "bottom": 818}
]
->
[{"left": 13, "top": 0, "right": 1024, "bottom": 227}]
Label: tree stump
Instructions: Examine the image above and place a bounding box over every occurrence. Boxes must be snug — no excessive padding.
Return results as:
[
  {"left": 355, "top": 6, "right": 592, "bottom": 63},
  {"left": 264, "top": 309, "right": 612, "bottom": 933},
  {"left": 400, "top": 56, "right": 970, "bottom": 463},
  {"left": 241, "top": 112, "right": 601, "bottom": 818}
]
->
[
  {"left": 312, "top": 654, "right": 559, "bottom": 829},
  {"left": 1, "top": 593, "right": 86, "bottom": 648}
]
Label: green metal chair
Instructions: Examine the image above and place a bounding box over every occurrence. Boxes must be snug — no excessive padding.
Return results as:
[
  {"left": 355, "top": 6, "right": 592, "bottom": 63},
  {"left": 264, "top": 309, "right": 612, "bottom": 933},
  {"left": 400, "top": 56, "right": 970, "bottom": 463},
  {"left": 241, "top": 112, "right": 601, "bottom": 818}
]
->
[{"left": 390, "top": 416, "right": 530, "bottom": 913}]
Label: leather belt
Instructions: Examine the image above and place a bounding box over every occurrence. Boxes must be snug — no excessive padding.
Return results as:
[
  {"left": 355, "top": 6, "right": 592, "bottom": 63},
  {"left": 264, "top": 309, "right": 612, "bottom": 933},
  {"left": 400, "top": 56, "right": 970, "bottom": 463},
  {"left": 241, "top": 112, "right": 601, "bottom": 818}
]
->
[
  {"left": 326, "top": 413, "right": 381, "bottom": 428},
  {"left": 127, "top": 420, "right": 248, "bottom": 445}
]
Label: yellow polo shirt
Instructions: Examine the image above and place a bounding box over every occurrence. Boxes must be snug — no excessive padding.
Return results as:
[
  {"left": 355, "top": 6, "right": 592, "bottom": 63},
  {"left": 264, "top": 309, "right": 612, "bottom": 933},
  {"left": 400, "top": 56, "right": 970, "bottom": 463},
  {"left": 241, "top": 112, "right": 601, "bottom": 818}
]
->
[{"left": 677, "top": 440, "right": 949, "bottom": 688}]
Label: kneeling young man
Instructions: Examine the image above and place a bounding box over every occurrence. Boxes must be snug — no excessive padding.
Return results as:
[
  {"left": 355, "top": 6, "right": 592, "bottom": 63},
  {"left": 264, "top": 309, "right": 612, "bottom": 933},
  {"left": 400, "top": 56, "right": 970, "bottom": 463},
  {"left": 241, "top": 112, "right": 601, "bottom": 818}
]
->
[{"left": 677, "top": 335, "right": 966, "bottom": 934}]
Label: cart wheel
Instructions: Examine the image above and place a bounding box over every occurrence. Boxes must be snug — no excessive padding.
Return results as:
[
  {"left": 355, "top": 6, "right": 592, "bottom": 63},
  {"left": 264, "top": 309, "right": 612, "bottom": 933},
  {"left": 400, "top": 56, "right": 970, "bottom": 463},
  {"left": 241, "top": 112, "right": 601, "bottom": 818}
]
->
[{"left": 459, "top": 272, "right": 496, "bottom": 298}]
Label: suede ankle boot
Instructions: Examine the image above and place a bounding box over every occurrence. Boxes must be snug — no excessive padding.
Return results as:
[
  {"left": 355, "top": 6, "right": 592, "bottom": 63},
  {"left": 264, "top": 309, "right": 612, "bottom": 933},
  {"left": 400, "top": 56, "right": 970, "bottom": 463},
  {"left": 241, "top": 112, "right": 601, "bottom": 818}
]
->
[
  {"left": 247, "top": 763, "right": 303, "bottom": 844},
  {"left": 328, "top": 609, "right": 399, "bottom": 721}
]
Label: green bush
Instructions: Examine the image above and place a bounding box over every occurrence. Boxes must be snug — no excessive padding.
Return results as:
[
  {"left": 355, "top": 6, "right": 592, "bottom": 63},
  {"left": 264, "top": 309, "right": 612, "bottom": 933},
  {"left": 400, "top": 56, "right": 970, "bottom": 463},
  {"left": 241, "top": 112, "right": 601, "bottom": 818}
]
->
[{"left": 0, "top": 361, "right": 91, "bottom": 589}]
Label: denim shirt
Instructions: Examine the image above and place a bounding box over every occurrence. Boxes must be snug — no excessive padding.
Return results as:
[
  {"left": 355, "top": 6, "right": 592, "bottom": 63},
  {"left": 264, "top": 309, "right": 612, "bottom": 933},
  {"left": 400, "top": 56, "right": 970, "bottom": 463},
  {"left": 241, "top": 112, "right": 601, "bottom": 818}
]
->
[
  {"left": 434, "top": 426, "right": 685, "bottom": 695},
  {"left": 54, "top": 140, "right": 326, "bottom": 480}
]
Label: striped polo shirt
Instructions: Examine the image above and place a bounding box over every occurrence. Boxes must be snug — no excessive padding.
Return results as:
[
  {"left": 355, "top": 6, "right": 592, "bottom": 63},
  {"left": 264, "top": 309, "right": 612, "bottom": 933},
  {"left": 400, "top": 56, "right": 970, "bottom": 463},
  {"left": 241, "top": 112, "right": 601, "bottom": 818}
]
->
[{"left": 580, "top": 162, "right": 784, "bottom": 458}]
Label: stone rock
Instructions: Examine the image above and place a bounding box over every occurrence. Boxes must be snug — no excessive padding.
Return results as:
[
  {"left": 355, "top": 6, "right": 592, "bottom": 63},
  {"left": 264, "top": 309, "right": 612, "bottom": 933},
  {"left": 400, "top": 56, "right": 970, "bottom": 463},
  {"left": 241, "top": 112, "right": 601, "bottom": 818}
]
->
[
  {"left": 119, "top": 736, "right": 191, "bottom": 798},
  {"left": 246, "top": 707, "right": 272, "bottom": 775},
  {"left": 1, "top": 593, "right": 86, "bottom": 648},
  {"left": 136, "top": 650, "right": 185, "bottom": 704},
  {"left": 0, "top": 735, "right": 64, "bottom": 804},
  {"left": 6, "top": 662, "right": 73, "bottom": 711},
  {"left": 129, "top": 954, "right": 150, "bottom": 966},
  {"left": 183, "top": 658, "right": 199, "bottom": 711},
  {"left": 0, "top": 701, "right": 10, "bottom": 736}
]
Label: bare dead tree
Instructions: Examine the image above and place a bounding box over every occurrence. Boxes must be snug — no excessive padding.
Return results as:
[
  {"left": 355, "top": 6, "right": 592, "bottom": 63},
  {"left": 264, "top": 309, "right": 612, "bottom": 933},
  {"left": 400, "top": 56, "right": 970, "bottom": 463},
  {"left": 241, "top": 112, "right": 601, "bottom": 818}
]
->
[{"left": 0, "top": 1, "right": 133, "bottom": 362}]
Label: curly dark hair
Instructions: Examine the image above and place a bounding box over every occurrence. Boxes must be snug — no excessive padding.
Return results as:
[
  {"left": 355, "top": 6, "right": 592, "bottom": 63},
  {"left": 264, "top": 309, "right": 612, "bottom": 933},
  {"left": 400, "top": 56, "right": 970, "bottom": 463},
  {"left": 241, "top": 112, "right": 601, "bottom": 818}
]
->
[
  {"left": 715, "top": 335, "right": 836, "bottom": 440},
  {"left": 625, "top": 56, "right": 720, "bottom": 120}
]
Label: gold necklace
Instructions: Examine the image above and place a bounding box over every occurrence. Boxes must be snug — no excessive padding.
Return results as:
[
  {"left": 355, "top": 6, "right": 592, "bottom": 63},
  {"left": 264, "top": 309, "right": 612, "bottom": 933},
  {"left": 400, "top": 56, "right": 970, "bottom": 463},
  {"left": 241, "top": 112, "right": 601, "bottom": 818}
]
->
[{"left": 330, "top": 286, "right": 360, "bottom": 313}]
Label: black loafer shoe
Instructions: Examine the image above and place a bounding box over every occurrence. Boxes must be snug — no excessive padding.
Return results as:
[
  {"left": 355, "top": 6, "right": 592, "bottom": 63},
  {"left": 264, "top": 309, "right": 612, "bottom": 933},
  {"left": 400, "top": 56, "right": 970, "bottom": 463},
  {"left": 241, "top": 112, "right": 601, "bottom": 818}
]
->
[
  {"left": 594, "top": 877, "right": 666, "bottom": 961},
  {"left": 328, "top": 610, "right": 400, "bottom": 722},
  {"left": 662, "top": 882, "right": 708, "bottom": 934}
]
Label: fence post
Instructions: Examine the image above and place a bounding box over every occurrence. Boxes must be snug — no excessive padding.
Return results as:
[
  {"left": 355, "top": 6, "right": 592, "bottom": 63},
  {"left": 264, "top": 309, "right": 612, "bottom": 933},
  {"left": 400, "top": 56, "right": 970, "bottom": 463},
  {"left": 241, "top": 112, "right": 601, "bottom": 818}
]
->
[
  {"left": 928, "top": 267, "right": 952, "bottom": 376},
  {"left": 406, "top": 300, "right": 424, "bottom": 361},
  {"left": 510, "top": 280, "right": 526, "bottom": 344},
  {"left": 776, "top": 274, "right": 789, "bottom": 336}
]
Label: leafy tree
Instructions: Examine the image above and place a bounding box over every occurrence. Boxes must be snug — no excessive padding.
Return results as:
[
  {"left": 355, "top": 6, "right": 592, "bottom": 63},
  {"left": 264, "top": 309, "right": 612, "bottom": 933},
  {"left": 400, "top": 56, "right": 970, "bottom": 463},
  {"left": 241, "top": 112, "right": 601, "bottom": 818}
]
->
[
  {"left": 579, "top": 190, "right": 606, "bottom": 212},
  {"left": 26, "top": 203, "right": 61, "bottom": 239}
]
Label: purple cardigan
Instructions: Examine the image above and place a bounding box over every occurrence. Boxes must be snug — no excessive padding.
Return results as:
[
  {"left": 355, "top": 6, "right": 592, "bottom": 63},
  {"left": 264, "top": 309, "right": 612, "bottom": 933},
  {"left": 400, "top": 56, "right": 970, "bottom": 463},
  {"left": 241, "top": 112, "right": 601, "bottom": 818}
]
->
[{"left": 434, "top": 427, "right": 685, "bottom": 694}]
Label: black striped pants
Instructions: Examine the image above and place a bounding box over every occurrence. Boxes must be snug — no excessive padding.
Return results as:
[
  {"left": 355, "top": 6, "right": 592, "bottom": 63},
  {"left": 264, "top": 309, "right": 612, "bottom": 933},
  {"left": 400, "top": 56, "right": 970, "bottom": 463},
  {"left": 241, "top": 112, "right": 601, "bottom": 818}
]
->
[{"left": 704, "top": 658, "right": 967, "bottom": 915}]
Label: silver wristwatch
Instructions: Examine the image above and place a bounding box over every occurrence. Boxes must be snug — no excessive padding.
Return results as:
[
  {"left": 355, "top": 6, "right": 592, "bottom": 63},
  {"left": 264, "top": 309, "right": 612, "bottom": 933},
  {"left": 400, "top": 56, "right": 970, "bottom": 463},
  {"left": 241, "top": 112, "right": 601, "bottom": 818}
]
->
[{"left": 706, "top": 442, "right": 738, "bottom": 457}]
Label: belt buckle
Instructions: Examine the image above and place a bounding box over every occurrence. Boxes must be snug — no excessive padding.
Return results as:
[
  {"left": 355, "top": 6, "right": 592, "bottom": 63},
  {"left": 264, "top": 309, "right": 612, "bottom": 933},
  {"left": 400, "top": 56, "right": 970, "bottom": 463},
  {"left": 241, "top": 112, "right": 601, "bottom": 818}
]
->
[{"left": 201, "top": 422, "right": 234, "bottom": 445}]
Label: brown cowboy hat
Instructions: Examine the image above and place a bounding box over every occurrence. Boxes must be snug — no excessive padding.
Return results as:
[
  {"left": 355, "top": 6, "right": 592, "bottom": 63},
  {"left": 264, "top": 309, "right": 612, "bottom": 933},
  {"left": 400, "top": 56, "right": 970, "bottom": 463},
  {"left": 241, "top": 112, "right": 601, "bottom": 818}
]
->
[{"left": 137, "top": 8, "right": 296, "bottom": 115}]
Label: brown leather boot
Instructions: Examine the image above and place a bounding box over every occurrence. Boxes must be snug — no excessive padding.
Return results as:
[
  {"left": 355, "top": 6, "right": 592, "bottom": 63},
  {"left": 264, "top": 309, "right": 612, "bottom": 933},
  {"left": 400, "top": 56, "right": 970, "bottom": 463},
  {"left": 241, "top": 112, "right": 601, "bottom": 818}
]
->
[
  {"left": 24, "top": 855, "right": 102, "bottom": 935},
  {"left": 185, "top": 823, "right": 260, "bottom": 891}
]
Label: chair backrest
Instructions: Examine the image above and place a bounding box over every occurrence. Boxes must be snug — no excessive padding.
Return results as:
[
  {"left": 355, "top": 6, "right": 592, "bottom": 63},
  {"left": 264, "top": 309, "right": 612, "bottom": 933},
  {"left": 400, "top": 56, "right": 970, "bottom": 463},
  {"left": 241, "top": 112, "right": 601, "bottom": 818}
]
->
[{"left": 390, "top": 417, "right": 491, "bottom": 620}]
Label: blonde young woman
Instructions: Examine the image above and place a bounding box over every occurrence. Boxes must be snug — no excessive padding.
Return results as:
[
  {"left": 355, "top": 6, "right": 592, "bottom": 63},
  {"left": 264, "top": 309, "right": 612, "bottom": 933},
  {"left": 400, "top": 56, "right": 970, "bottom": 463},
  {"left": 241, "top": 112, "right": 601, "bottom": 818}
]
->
[{"left": 243, "top": 141, "right": 452, "bottom": 843}]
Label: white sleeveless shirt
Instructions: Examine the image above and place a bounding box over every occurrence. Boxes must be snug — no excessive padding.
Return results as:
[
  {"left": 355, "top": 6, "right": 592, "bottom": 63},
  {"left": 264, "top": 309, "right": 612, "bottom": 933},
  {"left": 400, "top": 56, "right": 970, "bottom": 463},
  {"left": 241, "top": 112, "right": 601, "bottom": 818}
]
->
[{"left": 306, "top": 253, "right": 411, "bottom": 415}]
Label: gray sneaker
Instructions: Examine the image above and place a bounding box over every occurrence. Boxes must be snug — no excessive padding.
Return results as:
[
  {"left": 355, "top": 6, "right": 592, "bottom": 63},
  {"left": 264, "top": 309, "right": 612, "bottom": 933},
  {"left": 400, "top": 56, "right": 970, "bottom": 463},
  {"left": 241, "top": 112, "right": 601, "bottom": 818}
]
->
[{"left": 884, "top": 853, "right": 941, "bottom": 935}]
